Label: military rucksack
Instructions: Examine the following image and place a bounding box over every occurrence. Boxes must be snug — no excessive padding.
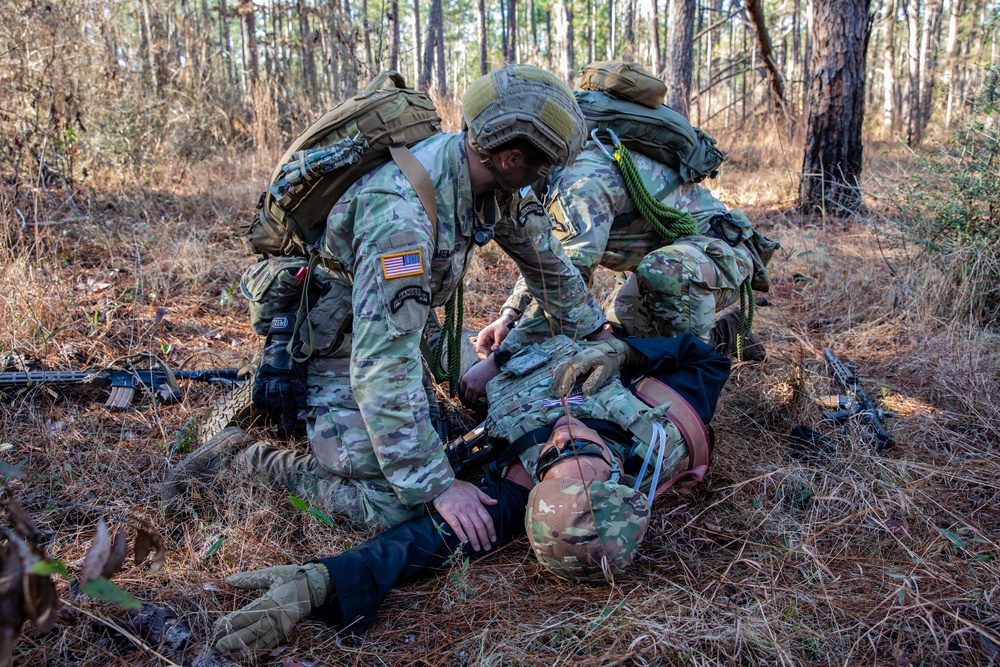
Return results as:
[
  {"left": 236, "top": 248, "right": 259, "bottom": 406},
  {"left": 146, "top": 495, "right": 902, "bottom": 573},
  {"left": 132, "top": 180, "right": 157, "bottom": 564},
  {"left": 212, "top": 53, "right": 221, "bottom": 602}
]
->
[
  {"left": 575, "top": 61, "right": 725, "bottom": 185},
  {"left": 244, "top": 71, "right": 442, "bottom": 257}
]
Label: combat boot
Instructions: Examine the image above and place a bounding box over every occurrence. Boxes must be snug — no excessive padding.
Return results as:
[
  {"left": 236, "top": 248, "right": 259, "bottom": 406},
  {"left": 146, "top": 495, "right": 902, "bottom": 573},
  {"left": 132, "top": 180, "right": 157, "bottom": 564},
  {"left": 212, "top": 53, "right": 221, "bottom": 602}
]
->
[
  {"left": 161, "top": 427, "right": 256, "bottom": 507},
  {"left": 709, "top": 311, "right": 766, "bottom": 362}
]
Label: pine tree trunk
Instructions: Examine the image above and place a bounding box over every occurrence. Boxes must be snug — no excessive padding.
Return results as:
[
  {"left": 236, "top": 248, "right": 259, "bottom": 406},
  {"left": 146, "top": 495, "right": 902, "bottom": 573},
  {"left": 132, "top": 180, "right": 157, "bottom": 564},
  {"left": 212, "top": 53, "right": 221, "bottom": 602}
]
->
[
  {"left": 881, "top": 0, "right": 896, "bottom": 128},
  {"left": 607, "top": 0, "right": 615, "bottom": 59},
  {"left": 653, "top": 0, "right": 662, "bottom": 75},
  {"left": 477, "top": 0, "right": 488, "bottom": 75},
  {"left": 562, "top": 0, "right": 575, "bottom": 83},
  {"left": 800, "top": 0, "right": 871, "bottom": 214},
  {"left": 624, "top": 0, "right": 635, "bottom": 60},
  {"left": 389, "top": 0, "right": 400, "bottom": 71},
  {"left": 944, "top": 0, "right": 964, "bottom": 127},
  {"left": 420, "top": 0, "right": 437, "bottom": 91},
  {"left": 413, "top": 0, "right": 422, "bottom": 86},
  {"left": 905, "top": 0, "right": 921, "bottom": 145},
  {"left": 664, "top": 0, "right": 695, "bottom": 114},
  {"left": 918, "top": 0, "right": 944, "bottom": 131},
  {"left": 238, "top": 0, "right": 258, "bottom": 87},
  {"left": 507, "top": 0, "right": 519, "bottom": 63},
  {"left": 434, "top": 1, "right": 447, "bottom": 96}
]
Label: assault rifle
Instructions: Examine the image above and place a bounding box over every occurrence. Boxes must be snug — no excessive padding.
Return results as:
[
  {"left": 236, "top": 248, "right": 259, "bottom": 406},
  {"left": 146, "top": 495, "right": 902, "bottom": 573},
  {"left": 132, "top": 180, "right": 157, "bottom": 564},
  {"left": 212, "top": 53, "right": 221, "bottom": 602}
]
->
[
  {"left": 822, "top": 348, "right": 894, "bottom": 454},
  {"left": 0, "top": 363, "right": 246, "bottom": 409},
  {"left": 444, "top": 423, "right": 495, "bottom": 478}
]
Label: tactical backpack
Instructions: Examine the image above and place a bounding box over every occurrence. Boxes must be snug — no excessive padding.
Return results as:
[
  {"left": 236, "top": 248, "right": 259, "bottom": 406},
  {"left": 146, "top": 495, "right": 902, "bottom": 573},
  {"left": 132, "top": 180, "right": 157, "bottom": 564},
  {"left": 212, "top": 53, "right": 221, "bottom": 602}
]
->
[
  {"left": 575, "top": 61, "right": 725, "bottom": 185},
  {"left": 244, "top": 71, "right": 442, "bottom": 257}
]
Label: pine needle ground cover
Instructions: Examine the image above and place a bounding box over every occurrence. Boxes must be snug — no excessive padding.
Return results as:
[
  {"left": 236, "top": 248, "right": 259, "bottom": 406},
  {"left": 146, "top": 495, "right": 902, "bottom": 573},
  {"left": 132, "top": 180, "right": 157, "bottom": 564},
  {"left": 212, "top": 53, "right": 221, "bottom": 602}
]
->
[{"left": 1, "top": 127, "right": 998, "bottom": 666}]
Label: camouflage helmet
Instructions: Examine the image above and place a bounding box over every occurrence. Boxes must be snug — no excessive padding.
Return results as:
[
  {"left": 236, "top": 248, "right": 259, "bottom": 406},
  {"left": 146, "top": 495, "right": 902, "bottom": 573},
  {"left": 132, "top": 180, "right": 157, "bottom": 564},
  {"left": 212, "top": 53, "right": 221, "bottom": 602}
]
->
[
  {"left": 525, "top": 477, "right": 651, "bottom": 583},
  {"left": 462, "top": 64, "right": 587, "bottom": 168}
]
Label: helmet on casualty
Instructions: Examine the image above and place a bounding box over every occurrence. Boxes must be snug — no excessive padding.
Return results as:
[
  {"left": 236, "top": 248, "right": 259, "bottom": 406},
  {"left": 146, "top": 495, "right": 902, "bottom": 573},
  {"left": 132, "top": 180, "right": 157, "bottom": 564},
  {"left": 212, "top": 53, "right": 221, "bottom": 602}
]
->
[
  {"left": 525, "top": 477, "right": 651, "bottom": 583},
  {"left": 462, "top": 64, "right": 587, "bottom": 168}
]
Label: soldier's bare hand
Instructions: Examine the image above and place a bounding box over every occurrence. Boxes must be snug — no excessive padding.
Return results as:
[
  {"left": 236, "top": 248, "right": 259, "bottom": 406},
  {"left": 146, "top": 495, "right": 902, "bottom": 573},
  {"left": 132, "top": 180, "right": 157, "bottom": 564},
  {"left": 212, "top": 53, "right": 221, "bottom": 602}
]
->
[
  {"left": 431, "top": 480, "right": 498, "bottom": 552},
  {"left": 474, "top": 315, "right": 513, "bottom": 358},
  {"left": 459, "top": 356, "right": 501, "bottom": 405}
]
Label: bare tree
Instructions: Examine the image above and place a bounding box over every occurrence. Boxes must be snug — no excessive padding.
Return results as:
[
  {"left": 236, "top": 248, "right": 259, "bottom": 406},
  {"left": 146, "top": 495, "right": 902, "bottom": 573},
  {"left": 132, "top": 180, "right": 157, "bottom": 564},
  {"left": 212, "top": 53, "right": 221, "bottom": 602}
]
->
[
  {"left": 624, "top": 0, "right": 635, "bottom": 61},
  {"left": 918, "top": 0, "right": 944, "bottom": 131},
  {"left": 238, "top": 0, "right": 258, "bottom": 88},
  {"left": 944, "top": 0, "right": 965, "bottom": 127},
  {"left": 477, "top": 0, "right": 488, "bottom": 75},
  {"left": 905, "top": 0, "right": 921, "bottom": 144},
  {"left": 745, "top": 0, "right": 787, "bottom": 111},
  {"left": 800, "top": 0, "right": 872, "bottom": 213},
  {"left": 881, "top": 0, "right": 897, "bottom": 129},
  {"left": 664, "top": 0, "right": 696, "bottom": 114},
  {"left": 413, "top": 0, "right": 422, "bottom": 86},
  {"left": 506, "top": 0, "right": 519, "bottom": 63},
  {"left": 389, "top": 0, "right": 399, "bottom": 71}
]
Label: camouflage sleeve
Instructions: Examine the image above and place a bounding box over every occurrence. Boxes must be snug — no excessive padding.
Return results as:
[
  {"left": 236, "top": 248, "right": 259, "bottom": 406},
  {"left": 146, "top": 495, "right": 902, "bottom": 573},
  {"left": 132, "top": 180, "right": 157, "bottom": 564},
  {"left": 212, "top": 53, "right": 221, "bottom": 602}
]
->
[
  {"left": 348, "top": 196, "right": 455, "bottom": 507},
  {"left": 498, "top": 158, "right": 619, "bottom": 319},
  {"left": 545, "top": 157, "right": 624, "bottom": 286},
  {"left": 671, "top": 181, "right": 733, "bottom": 232},
  {"left": 493, "top": 192, "right": 605, "bottom": 358}
]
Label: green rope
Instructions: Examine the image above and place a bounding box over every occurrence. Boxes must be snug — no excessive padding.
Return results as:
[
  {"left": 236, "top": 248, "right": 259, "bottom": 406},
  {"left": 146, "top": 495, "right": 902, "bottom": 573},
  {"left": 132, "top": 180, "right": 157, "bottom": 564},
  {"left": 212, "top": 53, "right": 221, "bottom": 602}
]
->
[
  {"left": 611, "top": 142, "right": 698, "bottom": 245},
  {"left": 432, "top": 282, "right": 465, "bottom": 394},
  {"left": 736, "top": 278, "right": 755, "bottom": 361}
]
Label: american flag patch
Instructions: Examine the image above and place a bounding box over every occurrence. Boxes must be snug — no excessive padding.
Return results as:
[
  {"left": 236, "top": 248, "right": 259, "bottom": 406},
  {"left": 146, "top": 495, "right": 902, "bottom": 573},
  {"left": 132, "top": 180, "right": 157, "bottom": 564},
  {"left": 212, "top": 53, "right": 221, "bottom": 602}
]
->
[{"left": 381, "top": 250, "right": 424, "bottom": 279}]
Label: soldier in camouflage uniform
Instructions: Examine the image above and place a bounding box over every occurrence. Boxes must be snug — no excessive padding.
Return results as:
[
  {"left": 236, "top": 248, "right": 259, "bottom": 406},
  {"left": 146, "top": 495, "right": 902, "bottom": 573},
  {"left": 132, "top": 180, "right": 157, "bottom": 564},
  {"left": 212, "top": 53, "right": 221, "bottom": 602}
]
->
[
  {"left": 473, "top": 135, "right": 779, "bottom": 361},
  {"left": 164, "top": 65, "right": 607, "bottom": 545},
  {"left": 208, "top": 334, "right": 729, "bottom": 653}
]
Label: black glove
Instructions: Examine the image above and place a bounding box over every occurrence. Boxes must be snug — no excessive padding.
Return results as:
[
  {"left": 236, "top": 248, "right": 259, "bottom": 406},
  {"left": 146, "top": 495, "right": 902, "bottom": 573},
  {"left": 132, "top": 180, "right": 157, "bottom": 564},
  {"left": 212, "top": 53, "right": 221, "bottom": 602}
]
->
[{"left": 252, "top": 313, "right": 306, "bottom": 432}]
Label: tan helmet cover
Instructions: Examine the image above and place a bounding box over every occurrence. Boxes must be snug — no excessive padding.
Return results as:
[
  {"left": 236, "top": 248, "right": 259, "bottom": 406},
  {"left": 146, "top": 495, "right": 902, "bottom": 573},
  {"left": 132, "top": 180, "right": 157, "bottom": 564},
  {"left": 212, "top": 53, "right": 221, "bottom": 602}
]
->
[
  {"left": 525, "top": 477, "right": 651, "bottom": 583},
  {"left": 462, "top": 64, "right": 587, "bottom": 167}
]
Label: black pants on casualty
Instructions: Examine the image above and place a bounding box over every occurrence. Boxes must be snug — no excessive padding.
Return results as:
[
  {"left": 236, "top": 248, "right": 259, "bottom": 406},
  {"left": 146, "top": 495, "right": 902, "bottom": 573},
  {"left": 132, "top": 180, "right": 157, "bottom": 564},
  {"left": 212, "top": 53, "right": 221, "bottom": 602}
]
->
[{"left": 311, "top": 468, "right": 531, "bottom": 634}]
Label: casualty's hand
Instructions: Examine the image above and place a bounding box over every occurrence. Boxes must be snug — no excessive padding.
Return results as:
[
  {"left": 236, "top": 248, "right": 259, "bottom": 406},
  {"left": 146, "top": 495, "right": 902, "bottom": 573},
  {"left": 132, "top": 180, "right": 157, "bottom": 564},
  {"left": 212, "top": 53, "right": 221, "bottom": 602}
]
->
[
  {"left": 459, "top": 355, "right": 501, "bottom": 405},
  {"left": 431, "top": 480, "right": 498, "bottom": 552},
  {"left": 213, "top": 563, "right": 330, "bottom": 653},
  {"left": 473, "top": 313, "right": 516, "bottom": 359},
  {"left": 551, "top": 339, "right": 639, "bottom": 397}
]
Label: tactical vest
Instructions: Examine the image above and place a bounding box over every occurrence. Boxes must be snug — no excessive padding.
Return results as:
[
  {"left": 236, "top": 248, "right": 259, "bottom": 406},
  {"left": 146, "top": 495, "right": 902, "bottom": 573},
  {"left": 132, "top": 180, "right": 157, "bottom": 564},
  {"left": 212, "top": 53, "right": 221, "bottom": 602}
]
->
[{"left": 485, "top": 336, "right": 692, "bottom": 495}]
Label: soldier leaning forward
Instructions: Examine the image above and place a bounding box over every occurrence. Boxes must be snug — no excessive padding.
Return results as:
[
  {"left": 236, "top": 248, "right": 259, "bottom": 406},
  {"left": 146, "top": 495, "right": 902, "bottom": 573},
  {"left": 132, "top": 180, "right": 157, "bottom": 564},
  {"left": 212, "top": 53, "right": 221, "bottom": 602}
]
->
[{"left": 164, "top": 65, "right": 607, "bottom": 546}]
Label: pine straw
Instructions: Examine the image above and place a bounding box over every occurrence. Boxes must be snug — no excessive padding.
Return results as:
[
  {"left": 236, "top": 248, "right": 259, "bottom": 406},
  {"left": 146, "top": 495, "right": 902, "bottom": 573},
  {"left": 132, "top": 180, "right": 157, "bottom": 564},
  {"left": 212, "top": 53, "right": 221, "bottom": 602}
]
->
[{"left": 2, "top": 141, "right": 999, "bottom": 666}]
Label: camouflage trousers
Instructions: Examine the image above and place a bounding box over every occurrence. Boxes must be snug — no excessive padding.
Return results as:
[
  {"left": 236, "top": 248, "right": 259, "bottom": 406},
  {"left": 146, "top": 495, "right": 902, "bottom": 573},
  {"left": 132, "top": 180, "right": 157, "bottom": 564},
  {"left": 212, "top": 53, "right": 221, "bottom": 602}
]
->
[
  {"left": 266, "top": 326, "right": 443, "bottom": 529},
  {"left": 605, "top": 235, "right": 755, "bottom": 343},
  {"left": 234, "top": 443, "right": 425, "bottom": 529}
]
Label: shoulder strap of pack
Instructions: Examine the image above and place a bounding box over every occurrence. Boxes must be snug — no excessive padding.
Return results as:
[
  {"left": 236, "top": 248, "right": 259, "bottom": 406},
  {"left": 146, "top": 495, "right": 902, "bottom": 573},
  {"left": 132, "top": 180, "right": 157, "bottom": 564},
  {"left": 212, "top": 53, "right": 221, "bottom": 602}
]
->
[{"left": 389, "top": 143, "right": 438, "bottom": 245}]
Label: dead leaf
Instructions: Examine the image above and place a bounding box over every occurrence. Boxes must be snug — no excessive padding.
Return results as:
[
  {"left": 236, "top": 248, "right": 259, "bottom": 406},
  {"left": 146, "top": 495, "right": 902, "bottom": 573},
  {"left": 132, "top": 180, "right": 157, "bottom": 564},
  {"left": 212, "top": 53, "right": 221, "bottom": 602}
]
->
[
  {"left": 101, "top": 529, "right": 127, "bottom": 580},
  {"left": 8, "top": 504, "right": 42, "bottom": 547},
  {"left": 132, "top": 521, "right": 165, "bottom": 573},
  {"left": 81, "top": 519, "right": 111, "bottom": 584}
]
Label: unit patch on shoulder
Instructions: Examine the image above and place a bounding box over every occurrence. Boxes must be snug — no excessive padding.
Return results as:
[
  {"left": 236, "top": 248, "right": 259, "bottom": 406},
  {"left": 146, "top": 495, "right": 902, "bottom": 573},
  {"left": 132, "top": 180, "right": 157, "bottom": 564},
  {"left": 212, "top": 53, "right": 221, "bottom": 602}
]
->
[
  {"left": 517, "top": 199, "right": 546, "bottom": 227},
  {"left": 390, "top": 286, "right": 431, "bottom": 313},
  {"left": 381, "top": 250, "right": 424, "bottom": 279}
]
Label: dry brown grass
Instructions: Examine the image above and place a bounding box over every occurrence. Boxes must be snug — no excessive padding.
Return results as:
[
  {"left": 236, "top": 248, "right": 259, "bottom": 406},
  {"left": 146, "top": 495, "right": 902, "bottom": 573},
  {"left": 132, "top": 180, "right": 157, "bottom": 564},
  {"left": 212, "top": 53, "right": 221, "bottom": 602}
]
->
[{"left": 2, "top": 127, "right": 999, "bottom": 667}]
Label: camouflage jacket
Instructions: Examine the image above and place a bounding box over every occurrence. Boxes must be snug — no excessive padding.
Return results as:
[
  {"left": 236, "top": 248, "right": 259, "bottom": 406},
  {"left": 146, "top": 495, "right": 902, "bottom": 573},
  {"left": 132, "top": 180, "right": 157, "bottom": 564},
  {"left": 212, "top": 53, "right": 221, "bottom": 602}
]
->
[
  {"left": 502, "top": 143, "right": 755, "bottom": 315},
  {"left": 318, "top": 132, "right": 604, "bottom": 506}
]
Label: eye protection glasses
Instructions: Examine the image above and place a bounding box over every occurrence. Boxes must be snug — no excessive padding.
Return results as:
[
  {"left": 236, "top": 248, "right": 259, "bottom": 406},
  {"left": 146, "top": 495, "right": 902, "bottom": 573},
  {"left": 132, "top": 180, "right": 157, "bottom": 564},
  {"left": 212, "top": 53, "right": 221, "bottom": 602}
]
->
[{"left": 536, "top": 438, "right": 621, "bottom": 483}]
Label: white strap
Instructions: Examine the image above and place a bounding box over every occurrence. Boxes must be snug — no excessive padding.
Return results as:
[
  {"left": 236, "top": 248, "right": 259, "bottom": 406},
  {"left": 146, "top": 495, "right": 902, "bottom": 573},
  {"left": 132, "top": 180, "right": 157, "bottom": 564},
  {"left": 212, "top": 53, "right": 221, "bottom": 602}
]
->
[{"left": 634, "top": 421, "right": 668, "bottom": 504}]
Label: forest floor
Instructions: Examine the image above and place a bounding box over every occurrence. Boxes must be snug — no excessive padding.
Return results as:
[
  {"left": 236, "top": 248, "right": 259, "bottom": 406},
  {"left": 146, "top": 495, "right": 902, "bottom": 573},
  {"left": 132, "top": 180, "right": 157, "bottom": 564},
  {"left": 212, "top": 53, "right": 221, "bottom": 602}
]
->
[{"left": 1, "top": 130, "right": 998, "bottom": 666}]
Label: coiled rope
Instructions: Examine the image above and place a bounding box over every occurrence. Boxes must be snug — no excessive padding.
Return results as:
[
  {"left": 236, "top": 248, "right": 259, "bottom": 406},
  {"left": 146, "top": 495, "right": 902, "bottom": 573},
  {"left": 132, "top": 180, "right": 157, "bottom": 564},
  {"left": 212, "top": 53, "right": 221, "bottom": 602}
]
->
[
  {"left": 433, "top": 282, "right": 464, "bottom": 394},
  {"left": 593, "top": 128, "right": 698, "bottom": 245}
]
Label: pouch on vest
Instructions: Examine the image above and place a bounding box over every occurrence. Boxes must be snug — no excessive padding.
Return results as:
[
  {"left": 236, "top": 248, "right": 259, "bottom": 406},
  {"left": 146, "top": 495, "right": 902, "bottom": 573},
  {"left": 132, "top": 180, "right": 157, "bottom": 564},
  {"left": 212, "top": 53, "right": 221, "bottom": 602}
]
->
[{"left": 241, "top": 257, "right": 311, "bottom": 335}]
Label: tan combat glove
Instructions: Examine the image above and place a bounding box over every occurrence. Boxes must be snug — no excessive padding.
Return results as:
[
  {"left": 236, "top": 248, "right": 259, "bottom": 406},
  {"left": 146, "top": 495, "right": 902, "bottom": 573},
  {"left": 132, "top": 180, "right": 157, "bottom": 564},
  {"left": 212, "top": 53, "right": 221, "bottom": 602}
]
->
[
  {"left": 550, "top": 339, "right": 644, "bottom": 397},
  {"left": 213, "top": 563, "right": 331, "bottom": 653}
]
